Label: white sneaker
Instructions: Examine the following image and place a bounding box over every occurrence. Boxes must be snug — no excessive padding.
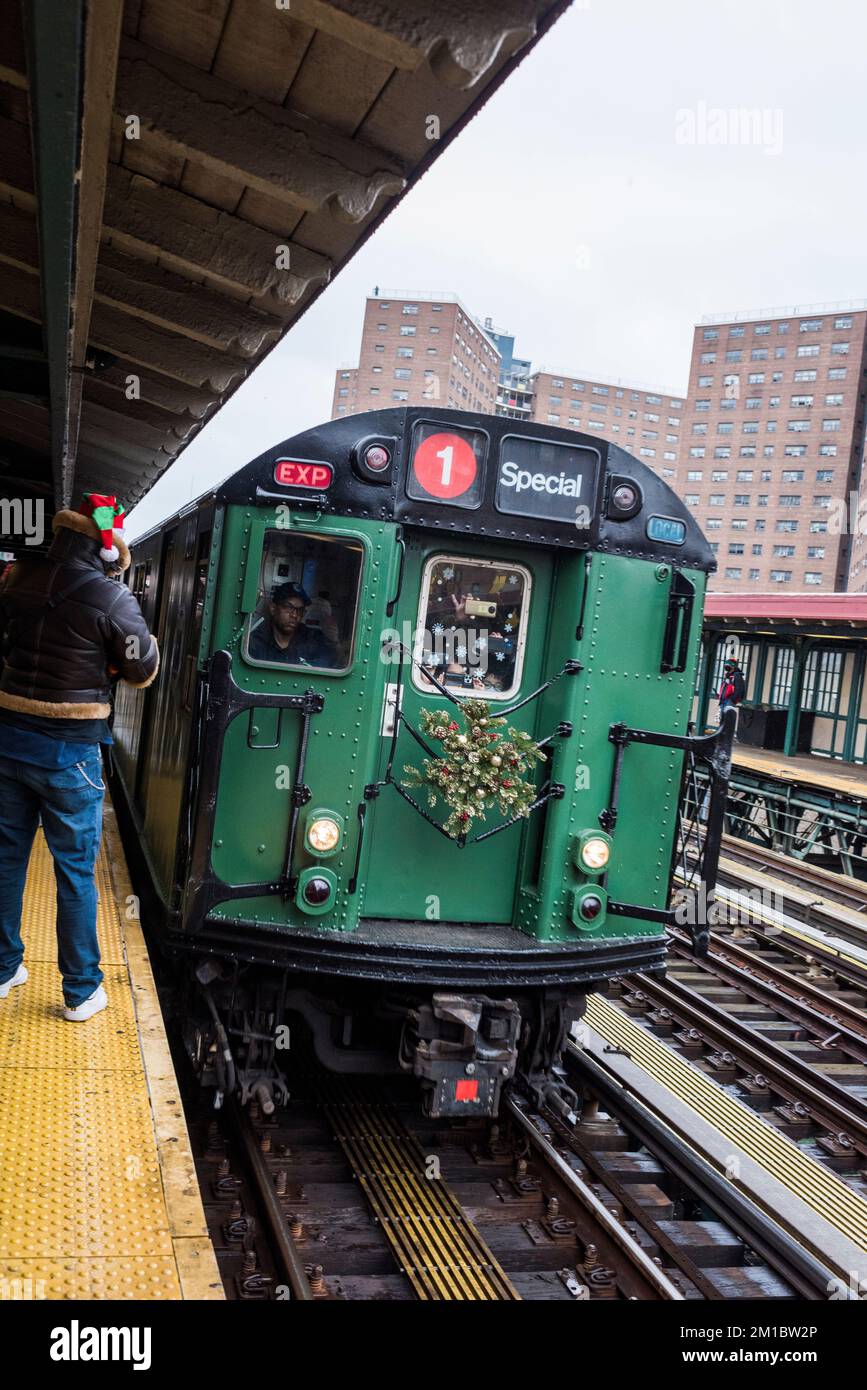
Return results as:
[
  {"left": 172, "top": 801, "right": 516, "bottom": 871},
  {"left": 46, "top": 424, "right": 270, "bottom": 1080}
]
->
[
  {"left": 63, "top": 985, "right": 107, "bottom": 1022},
  {"left": 0, "top": 964, "right": 27, "bottom": 998}
]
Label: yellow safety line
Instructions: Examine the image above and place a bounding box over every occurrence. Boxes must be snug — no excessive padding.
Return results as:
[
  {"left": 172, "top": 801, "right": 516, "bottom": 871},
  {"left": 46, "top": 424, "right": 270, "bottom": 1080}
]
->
[{"left": 586, "top": 995, "right": 867, "bottom": 1254}]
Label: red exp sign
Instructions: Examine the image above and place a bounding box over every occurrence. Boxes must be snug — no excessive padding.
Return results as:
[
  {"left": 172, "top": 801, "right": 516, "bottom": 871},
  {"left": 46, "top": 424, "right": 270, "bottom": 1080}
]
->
[{"left": 274, "top": 459, "right": 333, "bottom": 489}]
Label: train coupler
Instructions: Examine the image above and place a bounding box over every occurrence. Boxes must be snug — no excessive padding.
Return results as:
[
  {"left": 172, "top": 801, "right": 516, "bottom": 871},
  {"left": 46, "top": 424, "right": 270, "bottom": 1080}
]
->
[{"left": 409, "top": 994, "right": 521, "bottom": 1118}]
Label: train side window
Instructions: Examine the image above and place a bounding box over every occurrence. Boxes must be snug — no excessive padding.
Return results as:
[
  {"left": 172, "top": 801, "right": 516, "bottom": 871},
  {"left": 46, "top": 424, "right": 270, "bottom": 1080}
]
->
[
  {"left": 412, "top": 555, "right": 531, "bottom": 700},
  {"left": 243, "top": 530, "right": 363, "bottom": 674}
]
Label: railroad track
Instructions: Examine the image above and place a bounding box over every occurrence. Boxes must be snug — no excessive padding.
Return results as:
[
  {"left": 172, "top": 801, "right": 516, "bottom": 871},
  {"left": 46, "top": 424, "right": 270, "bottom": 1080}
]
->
[
  {"left": 615, "top": 968, "right": 867, "bottom": 1197},
  {"left": 182, "top": 1068, "right": 847, "bottom": 1302}
]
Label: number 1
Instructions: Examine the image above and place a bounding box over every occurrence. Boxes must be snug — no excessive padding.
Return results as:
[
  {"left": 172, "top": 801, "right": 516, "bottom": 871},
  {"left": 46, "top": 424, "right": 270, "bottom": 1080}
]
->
[{"left": 436, "top": 445, "right": 453, "bottom": 486}]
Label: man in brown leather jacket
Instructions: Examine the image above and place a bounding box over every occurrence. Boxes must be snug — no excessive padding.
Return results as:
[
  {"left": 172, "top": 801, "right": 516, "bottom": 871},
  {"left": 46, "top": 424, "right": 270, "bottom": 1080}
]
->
[{"left": 0, "top": 498, "right": 159, "bottom": 1020}]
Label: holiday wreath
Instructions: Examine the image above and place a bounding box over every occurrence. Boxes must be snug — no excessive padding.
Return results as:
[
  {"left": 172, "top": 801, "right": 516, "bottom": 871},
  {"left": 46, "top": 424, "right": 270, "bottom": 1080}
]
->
[{"left": 402, "top": 697, "right": 546, "bottom": 839}]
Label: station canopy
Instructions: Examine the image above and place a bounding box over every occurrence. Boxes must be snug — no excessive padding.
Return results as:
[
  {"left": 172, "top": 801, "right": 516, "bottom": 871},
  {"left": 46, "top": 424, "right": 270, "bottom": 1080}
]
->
[{"left": 0, "top": 0, "right": 569, "bottom": 535}]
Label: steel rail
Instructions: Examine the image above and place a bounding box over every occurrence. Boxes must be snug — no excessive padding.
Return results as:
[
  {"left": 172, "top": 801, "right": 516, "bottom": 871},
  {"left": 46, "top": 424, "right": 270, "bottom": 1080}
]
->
[
  {"left": 562, "top": 1043, "right": 843, "bottom": 1300},
  {"left": 506, "top": 1094, "right": 686, "bottom": 1300},
  {"left": 631, "top": 972, "right": 867, "bottom": 1153},
  {"left": 226, "top": 1099, "right": 313, "bottom": 1301}
]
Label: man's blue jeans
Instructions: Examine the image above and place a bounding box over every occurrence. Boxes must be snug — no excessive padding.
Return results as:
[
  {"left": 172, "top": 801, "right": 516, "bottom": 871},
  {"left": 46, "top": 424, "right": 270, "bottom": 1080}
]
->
[{"left": 0, "top": 750, "right": 105, "bottom": 1006}]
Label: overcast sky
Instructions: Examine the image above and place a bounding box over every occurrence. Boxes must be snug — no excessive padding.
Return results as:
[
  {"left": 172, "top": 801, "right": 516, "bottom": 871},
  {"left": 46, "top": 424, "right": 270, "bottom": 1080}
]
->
[{"left": 128, "top": 0, "right": 867, "bottom": 536}]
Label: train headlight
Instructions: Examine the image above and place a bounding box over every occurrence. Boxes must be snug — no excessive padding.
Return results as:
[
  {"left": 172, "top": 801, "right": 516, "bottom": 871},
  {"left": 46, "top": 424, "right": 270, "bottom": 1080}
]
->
[
  {"left": 576, "top": 831, "right": 612, "bottom": 874},
  {"left": 307, "top": 816, "right": 341, "bottom": 854},
  {"left": 305, "top": 809, "right": 343, "bottom": 857}
]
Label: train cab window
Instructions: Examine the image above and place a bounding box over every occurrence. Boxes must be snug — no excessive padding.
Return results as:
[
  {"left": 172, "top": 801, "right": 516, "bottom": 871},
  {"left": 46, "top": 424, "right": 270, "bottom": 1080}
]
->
[
  {"left": 413, "top": 556, "right": 530, "bottom": 700},
  {"left": 243, "top": 531, "right": 363, "bottom": 674}
]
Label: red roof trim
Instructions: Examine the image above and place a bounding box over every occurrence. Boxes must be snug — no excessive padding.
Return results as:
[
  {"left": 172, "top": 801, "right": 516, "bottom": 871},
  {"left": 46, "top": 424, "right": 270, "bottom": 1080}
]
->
[{"left": 704, "top": 593, "right": 867, "bottom": 623}]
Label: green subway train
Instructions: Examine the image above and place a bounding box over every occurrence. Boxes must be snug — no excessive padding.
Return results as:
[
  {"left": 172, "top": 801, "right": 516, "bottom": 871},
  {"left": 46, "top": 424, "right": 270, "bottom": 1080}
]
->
[{"left": 112, "top": 407, "right": 734, "bottom": 1118}]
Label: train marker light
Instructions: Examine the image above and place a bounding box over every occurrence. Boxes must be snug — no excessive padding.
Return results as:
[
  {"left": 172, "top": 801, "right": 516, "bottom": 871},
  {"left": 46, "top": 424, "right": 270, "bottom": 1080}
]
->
[
  {"left": 305, "top": 810, "right": 343, "bottom": 856},
  {"left": 364, "top": 444, "right": 390, "bottom": 472},
  {"left": 296, "top": 867, "right": 337, "bottom": 915},
  {"left": 575, "top": 831, "right": 612, "bottom": 874},
  {"left": 571, "top": 886, "right": 609, "bottom": 934}
]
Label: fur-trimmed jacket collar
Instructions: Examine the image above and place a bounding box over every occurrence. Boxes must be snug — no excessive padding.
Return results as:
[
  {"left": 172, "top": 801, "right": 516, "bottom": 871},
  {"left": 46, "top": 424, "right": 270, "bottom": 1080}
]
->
[{"left": 52, "top": 509, "right": 131, "bottom": 572}]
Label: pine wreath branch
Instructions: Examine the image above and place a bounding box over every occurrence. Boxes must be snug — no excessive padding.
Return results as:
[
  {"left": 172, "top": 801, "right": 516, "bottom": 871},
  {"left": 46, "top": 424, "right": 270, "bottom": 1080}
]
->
[{"left": 402, "top": 697, "right": 546, "bottom": 839}]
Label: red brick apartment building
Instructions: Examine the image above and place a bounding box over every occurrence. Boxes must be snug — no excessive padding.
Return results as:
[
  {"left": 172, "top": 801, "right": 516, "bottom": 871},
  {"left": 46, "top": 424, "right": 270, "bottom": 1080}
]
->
[
  {"left": 530, "top": 371, "right": 685, "bottom": 481},
  {"left": 677, "top": 304, "right": 867, "bottom": 593},
  {"left": 332, "top": 292, "right": 500, "bottom": 419}
]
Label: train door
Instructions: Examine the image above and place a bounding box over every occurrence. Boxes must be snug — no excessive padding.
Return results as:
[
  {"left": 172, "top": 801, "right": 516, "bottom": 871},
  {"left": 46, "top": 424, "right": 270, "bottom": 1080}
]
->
[{"left": 363, "top": 535, "right": 554, "bottom": 923}]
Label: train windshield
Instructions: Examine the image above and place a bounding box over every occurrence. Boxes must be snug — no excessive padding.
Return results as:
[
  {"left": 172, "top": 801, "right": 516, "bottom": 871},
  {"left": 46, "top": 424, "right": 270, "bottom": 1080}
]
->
[
  {"left": 413, "top": 555, "right": 530, "bottom": 699},
  {"left": 243, "top": 530, "right": 363, "bottom": 673}
]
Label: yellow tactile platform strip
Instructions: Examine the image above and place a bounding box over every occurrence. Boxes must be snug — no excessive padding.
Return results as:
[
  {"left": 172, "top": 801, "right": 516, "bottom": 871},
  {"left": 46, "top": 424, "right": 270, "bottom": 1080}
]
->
[
  {"left": 586, "top": 994, "right": 867, "bottom": 1256},
  {"left": 0, "top": 802, "right": 223, "bottom": 1301}
]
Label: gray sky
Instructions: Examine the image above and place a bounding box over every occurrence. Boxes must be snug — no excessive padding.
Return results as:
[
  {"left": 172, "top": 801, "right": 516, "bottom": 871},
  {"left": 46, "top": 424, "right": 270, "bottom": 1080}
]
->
[{"left": 128, "top": 0, "right": 867, "bottom": 536}]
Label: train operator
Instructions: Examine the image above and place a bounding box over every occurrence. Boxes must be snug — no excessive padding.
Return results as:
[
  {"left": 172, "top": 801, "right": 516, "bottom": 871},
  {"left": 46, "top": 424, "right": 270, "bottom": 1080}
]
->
[
  {"left": 248, "top": 581, "right": 339, "bottom": 667},
  {"left": 0, "top": 494, "right": 159, "bottom": 1021}
]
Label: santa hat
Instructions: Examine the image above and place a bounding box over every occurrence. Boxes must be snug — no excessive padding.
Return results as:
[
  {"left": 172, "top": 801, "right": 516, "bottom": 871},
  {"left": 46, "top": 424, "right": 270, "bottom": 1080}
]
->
[{"left": 79, "top": 493, "right": 125, "bottom": 564}]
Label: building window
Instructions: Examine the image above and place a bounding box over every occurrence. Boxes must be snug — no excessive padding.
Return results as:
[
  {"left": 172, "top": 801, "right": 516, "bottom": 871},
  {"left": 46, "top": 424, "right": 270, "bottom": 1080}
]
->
[
  {"left": 725, "top": 350, "right": 743, "bottom": 362},
  {"left": 819, "top": 444, "right": 837, "bottom": 456},
  {"left": 737, "top": 470, "right": 754, "bottom": 481},
  {"left": 730, "top": 326, "right": 746, "bottom": 338},
  {"left": 733, "top": 494, "right": 750, "bottom": 506},
  {"left": 709, "top": 493, "right": 726, "bottom": 506},
  {"left": 788, "top": 420, "right": 810, "bottom": 432},
  {"left": 770, "top": 647, "right": 795, "bottom": 703},
  {"left": 776, "top": 520, "right": 798, "bottom": 532},
  {"left": 703, "top": 328, "right": 719, "bottom": 340},
  {"left": 711, "top": 469, "right": 728, "bottom": 480},
  {"left": 773, "top": 545, "right": 795, "bottom": 557},
  {"left": 751, "top": 348, "right": 769, "bottom": 360},
  {"left": 684, "top": 494, "right": 700, "bottom": 505},
  {"left": 784, "top": 445, "right": 807, "bottom": 457},
  {"left": 715, "top": 447, "right": 732, "bottom": 459},
  {"left": 816, "top": 469, "right": 835, "bottom": 482},
  {"left": 698, "top": 374, "right": 714, "bottom": 387},
  {"left": 700, "top": 352, "right": 717, "bottom": 364},
  {"left": 770, "top": 570, "right": 792, "bottom": 582},
  {"left": 397, "top": 347, "right": 414, "bottom": 358},
  {"left": 731, "top": 519, "right": 748, "bottom": 530},
  {"left": 394, "top": 368, "right": 412, "bottom": 380},
  {"left": 800, "top": 319, "right": 823, "bottom": 332},
  {"left": 834, "top": 316, "right": 853, "bottom": 328},
  {"left": 808, "top": 546, "right": 825, "bottom": 558},
  {"left": 400, "top": 326, "right": 416, "bottom": 337},
  {"left": 797, "top": 345, "right": 820, "bottom": 357},
  {"left": 393, "top": 390, "right": 409, "bottom": 400},
  {"left": 689, "top": 447, "right": 706, "bottom": 458},
  {"left": 687, "top": 470, "right": 703, "bottom": 481},
  {"left": 813, "top": 495, "right": 832, "bottom": 508},
  {"left": 822, "top": 418, "right": 841, "bottom": 431},
  {"left": 706, "top": 519, "right": 722, "bottom": 530},
  {"left": 743, "top": 422, "right": 759, "bottom": 434},
  {"left": 749, "top": 568, "right": 760, "bottom": 580},
  {"left": 724, "top": 567, "right": 742, "bottom": 579},
  {"left": 728, "top": 543, "right": 745, "bottom": 555},
  {"left": 693, "top": 423, "right": 708, "bottom": 435},
  {"left": 752, "top": 544, "right": 763, "bottom": 555},
  {"left": 779, "top": 494, "right": 802, "bottom": 506},
  {"left": 793, "top": 369, "right": 817, "bottom": 382},
  {"left": 828, "top": 367, "right": 847, "bottom": 380},
  {"left": 718, "top": 423, "right": 734, "bottom": 434},
  {"left": 740, "top": 446, "right": 757, "bottom": 458},
  {"left": 781, "top": 469, "right": 805, "bottom": 481},
  {"left": 830, "top": 342, "right": 850, "bottom": 355},
  {"left": 810, "top": 520, "right": 828, "bottom": 533},
  {"left": 402, "top": 304, "right": 418, "bottom": 315}
]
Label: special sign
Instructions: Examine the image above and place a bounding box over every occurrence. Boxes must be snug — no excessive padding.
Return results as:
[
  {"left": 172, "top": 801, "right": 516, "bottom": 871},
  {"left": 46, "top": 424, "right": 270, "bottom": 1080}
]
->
[{"left": 495, "top": 437, "right": 598, "bottom": 524}]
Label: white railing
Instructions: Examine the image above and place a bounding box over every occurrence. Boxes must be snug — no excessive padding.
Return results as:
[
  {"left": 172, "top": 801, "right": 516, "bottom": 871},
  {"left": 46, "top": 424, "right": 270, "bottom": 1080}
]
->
[{"left": 700, "top": 299, "right": 867, "bottom": 326}]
